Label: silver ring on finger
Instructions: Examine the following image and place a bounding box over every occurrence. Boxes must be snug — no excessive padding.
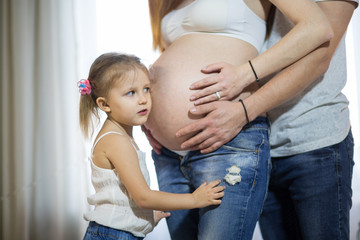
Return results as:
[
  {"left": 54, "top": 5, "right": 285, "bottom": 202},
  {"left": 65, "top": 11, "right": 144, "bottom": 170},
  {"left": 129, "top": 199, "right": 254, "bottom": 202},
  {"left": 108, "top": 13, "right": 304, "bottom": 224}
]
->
[{"left": 215, "top": 91, "right": 221, "bottom": 100}]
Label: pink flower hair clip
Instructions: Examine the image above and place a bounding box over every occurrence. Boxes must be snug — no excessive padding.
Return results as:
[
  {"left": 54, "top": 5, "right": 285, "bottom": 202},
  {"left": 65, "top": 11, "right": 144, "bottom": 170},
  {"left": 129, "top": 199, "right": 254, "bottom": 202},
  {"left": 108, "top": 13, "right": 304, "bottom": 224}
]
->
[{"left": 78, "top": 79, "right": 91, "bottom": 95}]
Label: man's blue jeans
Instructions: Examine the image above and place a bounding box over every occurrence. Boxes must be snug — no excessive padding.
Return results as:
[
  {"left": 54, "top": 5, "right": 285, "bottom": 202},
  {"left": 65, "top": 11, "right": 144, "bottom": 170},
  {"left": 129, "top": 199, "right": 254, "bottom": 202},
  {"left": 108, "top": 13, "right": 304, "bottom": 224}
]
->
[
  {"left": 259, "top": 130, "right": 354, "bottom": 240},
  {"left": 152, "top": 117, "right": 271, "bottom": 240}
]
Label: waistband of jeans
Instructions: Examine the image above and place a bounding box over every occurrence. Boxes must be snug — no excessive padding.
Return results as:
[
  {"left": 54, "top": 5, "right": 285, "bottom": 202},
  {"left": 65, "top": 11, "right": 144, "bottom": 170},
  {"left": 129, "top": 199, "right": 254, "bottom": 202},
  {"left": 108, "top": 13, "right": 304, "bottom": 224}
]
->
[
  {"left": 243, "top": 116, "right": 269, "bottom": 130},
  {"left": 87, "top": 221, "right": 100, "bottom": 234},
  {"left": 87, "top": 222, "right": 142, "bottom": 239},
  {"left": 160, "top": 116, "right": 269, "bottom": 158}
]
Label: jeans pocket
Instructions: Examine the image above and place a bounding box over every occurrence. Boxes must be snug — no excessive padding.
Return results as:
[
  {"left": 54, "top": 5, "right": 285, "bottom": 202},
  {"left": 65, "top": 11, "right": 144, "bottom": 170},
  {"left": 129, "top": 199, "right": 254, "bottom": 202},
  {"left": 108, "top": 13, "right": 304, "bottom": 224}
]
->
[{"left": 222, "top": 128, "right": 267, "bottom": 153}]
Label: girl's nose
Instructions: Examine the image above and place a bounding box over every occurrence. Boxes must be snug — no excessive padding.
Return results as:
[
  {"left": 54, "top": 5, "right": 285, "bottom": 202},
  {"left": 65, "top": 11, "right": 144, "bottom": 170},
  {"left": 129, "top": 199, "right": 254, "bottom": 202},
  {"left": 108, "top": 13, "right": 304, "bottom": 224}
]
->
[{"left": 139, "top": 94, "right": 147, "bottom": 104}]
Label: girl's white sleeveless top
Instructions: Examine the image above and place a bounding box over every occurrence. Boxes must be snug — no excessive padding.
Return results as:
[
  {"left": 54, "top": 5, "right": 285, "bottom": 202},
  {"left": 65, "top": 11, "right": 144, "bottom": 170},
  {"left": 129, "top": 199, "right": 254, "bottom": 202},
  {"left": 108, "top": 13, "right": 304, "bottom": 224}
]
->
[{"left": 83, "top": 131, "right": 155, "bottom": 237}]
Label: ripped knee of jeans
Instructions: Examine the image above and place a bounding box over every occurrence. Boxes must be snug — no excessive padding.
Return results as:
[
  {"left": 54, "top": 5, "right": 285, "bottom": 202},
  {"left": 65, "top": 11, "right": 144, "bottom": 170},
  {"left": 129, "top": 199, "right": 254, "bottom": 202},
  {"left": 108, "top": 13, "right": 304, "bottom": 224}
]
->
[{"left": 224, "top": 165, "right": 242, "bottom": 185}]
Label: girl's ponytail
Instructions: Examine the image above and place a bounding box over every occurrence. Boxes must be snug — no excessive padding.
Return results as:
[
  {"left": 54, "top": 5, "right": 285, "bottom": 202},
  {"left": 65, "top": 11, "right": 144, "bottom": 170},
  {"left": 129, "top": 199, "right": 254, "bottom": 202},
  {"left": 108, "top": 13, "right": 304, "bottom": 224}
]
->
[{"left": 79, "top": 93, "right": 99, "bottom": 138}]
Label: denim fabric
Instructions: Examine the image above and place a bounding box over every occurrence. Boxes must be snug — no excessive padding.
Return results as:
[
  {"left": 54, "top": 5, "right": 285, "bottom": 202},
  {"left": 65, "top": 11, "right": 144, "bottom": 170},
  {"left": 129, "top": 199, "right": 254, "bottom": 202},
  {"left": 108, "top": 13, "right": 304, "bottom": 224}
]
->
[
  {"left": 83, "top": 221, "right": 144, "bottom": 240},
  {"left": 259, "top": 130, "right": 354, "bottom": 240},
  {"left": 152, "top": 117, "right": 271, "bottom": 240}
]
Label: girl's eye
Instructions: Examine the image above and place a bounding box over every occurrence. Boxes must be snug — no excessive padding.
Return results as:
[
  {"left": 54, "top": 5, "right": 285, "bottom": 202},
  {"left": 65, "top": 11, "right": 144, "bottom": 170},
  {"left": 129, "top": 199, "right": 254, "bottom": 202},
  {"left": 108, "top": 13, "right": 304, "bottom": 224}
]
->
[
  {"left": 126, "top": 91, "right": 135, "bottom": 96},
  {"left": 144, "top": 87, "right": 150, "bottom": 93}
]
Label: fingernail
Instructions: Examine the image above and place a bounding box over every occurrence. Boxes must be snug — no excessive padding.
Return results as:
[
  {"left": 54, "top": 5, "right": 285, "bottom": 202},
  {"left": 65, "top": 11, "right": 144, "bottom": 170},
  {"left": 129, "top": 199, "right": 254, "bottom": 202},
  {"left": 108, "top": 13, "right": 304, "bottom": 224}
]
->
[
  {"left": 190, "top": 107, "right": 196, "bottom": 113},
  {"left": 190, "top": 96, "right": 196, "bottom": 101},
  {"left": 176, "top": 132, "right": 181, "bottom": 137},
  {"left": 194, "top": 100, "right": 200, "bottom": 105},
  {"left": 189, "top": 85, "right": 194, "bottom": 90}
]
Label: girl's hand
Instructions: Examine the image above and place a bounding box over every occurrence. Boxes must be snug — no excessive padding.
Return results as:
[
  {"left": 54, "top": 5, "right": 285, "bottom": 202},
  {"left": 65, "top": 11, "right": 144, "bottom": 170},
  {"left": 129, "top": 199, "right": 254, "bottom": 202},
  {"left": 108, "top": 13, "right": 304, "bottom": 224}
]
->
[
  {"left": 141, "top": 125, "right": 162, "bottom": 154},
  {"left": 154, "top": 210, "right": 171, "bottom": 226},
  {"left": 192, "top": 180, "right": 225, "bottom": 208},
  {"left": 189, "top": 62, "right": 253, "bottom": 105}
]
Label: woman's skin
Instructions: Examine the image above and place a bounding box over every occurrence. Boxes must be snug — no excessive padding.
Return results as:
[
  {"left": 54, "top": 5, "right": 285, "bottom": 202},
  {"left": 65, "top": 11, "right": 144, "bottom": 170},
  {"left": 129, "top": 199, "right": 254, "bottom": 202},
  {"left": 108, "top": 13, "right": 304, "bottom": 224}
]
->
[
  {"left": 145, "top": 34, "right": 259, "bottom": 150},
  {"left": 144, "top": 0, "right": 333, "bottom": 151}
]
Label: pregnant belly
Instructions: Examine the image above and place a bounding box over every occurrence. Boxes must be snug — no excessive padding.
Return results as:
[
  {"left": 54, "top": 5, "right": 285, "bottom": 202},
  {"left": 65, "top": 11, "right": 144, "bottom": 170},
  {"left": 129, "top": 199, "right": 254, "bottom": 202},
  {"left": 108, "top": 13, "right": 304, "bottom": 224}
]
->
[
  {"left": 145, "top": 71, "right": 205, "bottom": 150},
  {"left": 144, "top": 35, "right": 258, "bottom": 150}
]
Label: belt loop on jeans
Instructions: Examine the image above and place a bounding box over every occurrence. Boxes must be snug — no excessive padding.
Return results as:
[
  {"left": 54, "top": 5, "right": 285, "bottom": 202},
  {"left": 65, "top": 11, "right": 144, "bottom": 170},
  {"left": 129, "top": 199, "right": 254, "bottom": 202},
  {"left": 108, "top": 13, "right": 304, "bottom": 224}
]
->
[{"left": 90, "top": 221, "right": 99, "bottom": 236}]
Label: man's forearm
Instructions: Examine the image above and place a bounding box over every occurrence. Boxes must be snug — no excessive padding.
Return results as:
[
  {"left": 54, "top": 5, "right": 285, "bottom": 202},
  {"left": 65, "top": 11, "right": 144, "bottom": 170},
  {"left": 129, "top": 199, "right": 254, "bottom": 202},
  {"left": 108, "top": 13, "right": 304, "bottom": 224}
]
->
[{"left": 245, "top": 1, "right": 356, "bottom": 121}]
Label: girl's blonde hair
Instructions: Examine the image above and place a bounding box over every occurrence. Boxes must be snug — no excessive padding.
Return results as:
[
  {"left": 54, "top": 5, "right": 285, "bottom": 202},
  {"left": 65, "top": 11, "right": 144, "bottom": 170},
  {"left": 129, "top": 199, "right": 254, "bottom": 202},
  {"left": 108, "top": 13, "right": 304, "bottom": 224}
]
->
[
  {"left": 148, "top": 0, "right": 276, "bottom": 51},
  {"left": 79, "top": 52, "right": 148, "bottom": 138}
]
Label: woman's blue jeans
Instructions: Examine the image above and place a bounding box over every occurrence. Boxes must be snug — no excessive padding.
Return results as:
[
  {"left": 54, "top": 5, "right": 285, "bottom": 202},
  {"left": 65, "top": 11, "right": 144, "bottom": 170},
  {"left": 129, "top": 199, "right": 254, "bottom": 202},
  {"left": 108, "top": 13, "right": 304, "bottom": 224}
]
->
[
  {"left": 152, "top": 117, "right": 271, "bottom": 240},
  {"left": 259, "top": 130, "right": 354, "bottom": 240}
]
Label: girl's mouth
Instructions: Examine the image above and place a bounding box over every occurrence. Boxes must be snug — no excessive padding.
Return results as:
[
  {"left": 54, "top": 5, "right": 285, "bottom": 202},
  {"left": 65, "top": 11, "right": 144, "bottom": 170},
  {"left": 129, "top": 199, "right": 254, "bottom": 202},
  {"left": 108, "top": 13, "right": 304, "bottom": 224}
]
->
[{"left": 138, "top": 109, "right": 148, "bottom": 115}]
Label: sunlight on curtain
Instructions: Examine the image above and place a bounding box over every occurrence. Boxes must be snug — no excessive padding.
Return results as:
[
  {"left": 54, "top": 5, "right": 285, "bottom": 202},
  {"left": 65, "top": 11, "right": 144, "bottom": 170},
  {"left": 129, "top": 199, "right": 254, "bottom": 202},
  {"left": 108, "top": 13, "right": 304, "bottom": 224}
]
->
[{"left": 1, "top": 0, "right": 96, "bottom": 239}]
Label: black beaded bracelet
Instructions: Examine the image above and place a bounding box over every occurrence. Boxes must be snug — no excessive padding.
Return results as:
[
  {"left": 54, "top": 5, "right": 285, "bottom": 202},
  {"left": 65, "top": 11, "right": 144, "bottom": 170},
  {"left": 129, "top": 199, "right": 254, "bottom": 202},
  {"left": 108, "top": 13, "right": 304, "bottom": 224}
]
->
[
  {"left": 239, "top": 99, "right": 250, "bottom": 124},
  {"left": 248, "top": 60, "right": 259, "bottom": 83}
]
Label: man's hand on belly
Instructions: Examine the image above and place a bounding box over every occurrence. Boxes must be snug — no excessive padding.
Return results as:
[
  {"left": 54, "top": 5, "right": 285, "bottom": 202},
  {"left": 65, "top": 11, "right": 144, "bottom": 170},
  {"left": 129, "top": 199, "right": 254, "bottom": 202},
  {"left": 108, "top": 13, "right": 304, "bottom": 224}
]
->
[
  {"left": 176, "top": 101, "right": 247, "bottom": 153},
  {"left": 189, "top": 62, "right": 253, "bottom": 105}
]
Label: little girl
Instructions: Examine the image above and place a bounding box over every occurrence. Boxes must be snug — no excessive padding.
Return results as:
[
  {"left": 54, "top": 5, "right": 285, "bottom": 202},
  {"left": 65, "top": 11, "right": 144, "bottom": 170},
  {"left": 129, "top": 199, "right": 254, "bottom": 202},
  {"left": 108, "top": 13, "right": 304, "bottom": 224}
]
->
[{"left": 79, "top": 52, "right": 225, "bottom": 240}]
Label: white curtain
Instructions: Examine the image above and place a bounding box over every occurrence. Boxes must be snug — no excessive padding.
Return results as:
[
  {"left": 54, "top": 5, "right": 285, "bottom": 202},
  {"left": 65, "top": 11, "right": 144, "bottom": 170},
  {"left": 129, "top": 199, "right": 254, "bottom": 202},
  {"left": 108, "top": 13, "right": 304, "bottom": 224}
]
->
[{"left": 0, "top": 0, "right": 96, "bottom": 239}]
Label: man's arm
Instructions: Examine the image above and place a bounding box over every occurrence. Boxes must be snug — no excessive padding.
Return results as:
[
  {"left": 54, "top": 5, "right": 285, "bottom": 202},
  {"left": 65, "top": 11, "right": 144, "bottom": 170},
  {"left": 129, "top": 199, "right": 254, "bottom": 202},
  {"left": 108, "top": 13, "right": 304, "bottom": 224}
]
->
[
  {"left": 177, "top": 1, "right": 357, "bottom": 153},
  {"left": 245, "top": 1, "right": 357, "bottom": 122}
]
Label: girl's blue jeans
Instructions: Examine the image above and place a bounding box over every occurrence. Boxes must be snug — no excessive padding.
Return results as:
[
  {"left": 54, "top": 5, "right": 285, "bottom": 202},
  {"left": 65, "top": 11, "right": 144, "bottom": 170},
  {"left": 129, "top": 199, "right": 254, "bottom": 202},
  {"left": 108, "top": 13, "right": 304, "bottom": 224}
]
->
[
  {"left": 152, "top": 116, "right": 271, "bottom": 240},
  {"left": 83, "top": 221, "right": 143, "bottom": 240},
  {"left": 259, "top": 130, "right": 354, "bottom": 240}
]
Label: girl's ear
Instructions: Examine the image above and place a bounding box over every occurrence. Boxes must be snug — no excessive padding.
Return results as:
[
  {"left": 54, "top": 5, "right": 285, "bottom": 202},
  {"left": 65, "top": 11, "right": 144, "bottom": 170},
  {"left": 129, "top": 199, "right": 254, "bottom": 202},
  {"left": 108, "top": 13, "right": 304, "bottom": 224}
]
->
[{"left": 96, "top": 97, "right": 111, "bottom": 113}]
